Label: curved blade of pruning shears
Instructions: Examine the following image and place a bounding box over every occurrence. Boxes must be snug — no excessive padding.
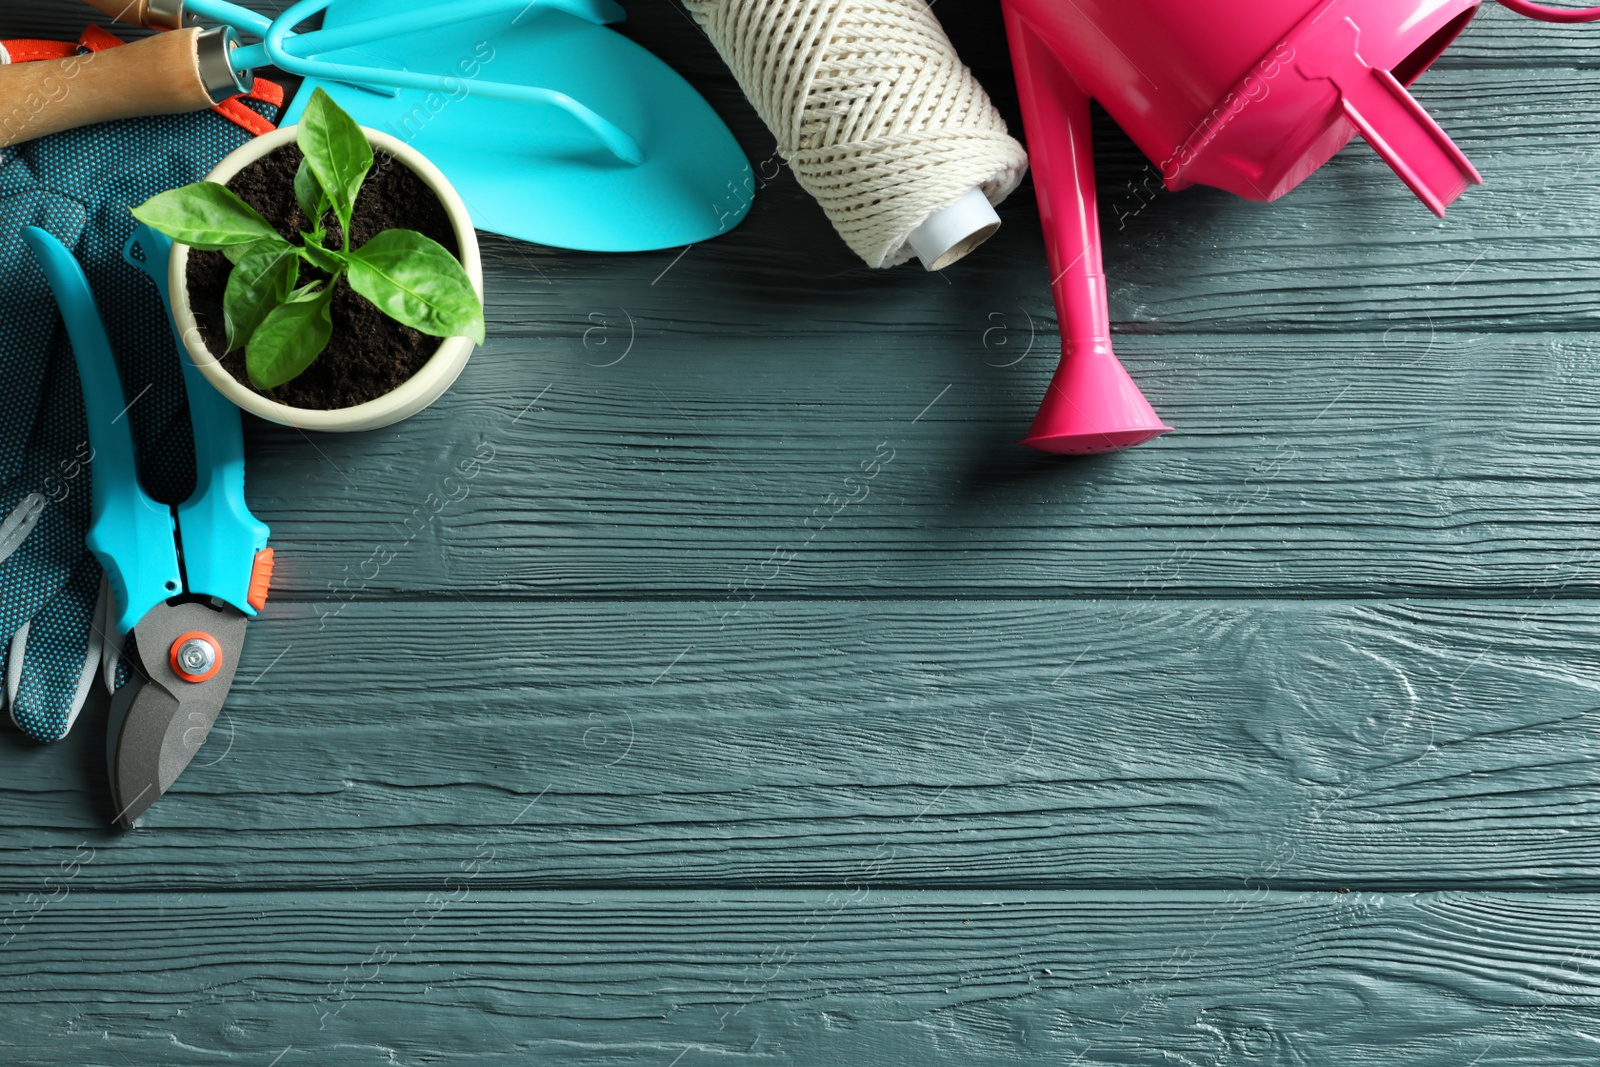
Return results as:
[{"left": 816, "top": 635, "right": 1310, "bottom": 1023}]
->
[{"left": 107, "top": 601, "right": 248, "bottom": 828}]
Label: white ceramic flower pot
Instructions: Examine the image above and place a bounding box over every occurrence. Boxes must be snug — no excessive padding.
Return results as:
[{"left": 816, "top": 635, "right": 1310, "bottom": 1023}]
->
[{"left": 168, "top": 125, "right": 483, "bottom": 432}]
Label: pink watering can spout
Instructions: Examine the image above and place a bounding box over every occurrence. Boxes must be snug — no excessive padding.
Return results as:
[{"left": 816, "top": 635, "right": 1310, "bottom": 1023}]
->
[
  {"left": 1003, "top": 0, "right": 1599, "bottom": 457},
  {"left": 1003, "top": 9, "right": 1171, "bottom": 455},
  {"left": 1023, "top": 343, "right": 1171, "bottom": 455}
]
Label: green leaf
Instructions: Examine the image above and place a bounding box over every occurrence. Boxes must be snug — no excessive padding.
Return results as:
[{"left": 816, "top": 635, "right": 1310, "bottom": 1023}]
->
[
  {"left": 294, "top": 156, "right": 327, "bottom": 229},
  {"left": 297, "top": 87, "right": 372, "bottom": 236},
  {"left": 298, "top": 241, "right": 346, "bottom": 276},
  {"left": 223, "top": 234, "right": 292, "bottom": 267},
  {"left": 245, "top": 283, "right": 334, "bottom": 389},
  {"left": 132, "top": 182, "right": 283, "bottom": 252},
  {"left": 223, "top": 245, "right": 300, "bottom": 351},
  {"left": 344, "top": 229, "right": 484, "bottom": 343}
]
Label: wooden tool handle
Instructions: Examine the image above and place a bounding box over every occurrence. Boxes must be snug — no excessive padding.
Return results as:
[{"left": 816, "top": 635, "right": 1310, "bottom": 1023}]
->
[
  {"left": 0, "top": 28, "right": 215, "bottom": 149},
  {"left": 80, "top": 0, "right": 148, "bottom": 22},
  {"left": 78, "top": 0, "right": 184, "bottom": 30}
]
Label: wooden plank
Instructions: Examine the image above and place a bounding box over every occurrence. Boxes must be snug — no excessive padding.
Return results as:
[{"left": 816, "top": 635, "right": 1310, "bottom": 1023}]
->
[
  {"left": 7, "top": 598, "right": 1600, "bottom": 890},
  {"left": 237, "top": 328, "right": 1600, "bottom": 598},
  {"left": 3, "top": 888, "right": 1600, "bottom": 1065}
]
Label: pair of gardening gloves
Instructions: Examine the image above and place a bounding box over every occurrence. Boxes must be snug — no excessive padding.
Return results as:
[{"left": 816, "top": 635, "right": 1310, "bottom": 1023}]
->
[{"left": 0, "top": 31, "right": 280, "bottom": 742}]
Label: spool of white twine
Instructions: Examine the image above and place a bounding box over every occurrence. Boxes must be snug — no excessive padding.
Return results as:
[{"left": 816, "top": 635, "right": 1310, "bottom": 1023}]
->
[{"left": 684, "top": 0, "right": 1029, "bottom": 270}]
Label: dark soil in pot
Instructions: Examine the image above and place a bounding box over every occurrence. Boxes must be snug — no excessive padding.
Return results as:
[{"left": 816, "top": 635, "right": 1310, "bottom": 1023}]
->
[{"left": 186, "top": 143, "right": 461, "bottom": 410}]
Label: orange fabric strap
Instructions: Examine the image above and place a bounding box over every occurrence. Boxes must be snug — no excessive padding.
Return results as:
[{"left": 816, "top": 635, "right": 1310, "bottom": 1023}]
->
[
  {"left": 76, "top": 24, "right": 124, "bottom": 53},
  {"left": 1, "top": 39, "right": 81, "bottom": 63}
]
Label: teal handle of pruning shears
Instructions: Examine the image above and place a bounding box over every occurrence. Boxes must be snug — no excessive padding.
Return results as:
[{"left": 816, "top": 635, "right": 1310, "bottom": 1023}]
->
[
  {"left": 124, "top": 226, "right": 269, "bottom": 618},
  {"left": 21, "top": 227, "right": 181, "bottom": 637}
]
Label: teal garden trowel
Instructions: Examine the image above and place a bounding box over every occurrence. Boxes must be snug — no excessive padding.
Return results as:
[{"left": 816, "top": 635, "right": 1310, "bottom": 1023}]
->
[{"left": 38, "top": 0, "right": 754, "bottom": 250}]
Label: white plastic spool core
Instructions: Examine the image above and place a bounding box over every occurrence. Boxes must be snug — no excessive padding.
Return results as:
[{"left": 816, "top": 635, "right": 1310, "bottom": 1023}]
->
[{"left": 906, "top": 186, "right": 1001, "bottom": 271}]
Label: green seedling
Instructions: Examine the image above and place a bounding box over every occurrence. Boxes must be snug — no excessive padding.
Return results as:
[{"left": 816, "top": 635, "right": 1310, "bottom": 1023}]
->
[{"left": 134, "top": 88, "right": 484, "bottom": 390}]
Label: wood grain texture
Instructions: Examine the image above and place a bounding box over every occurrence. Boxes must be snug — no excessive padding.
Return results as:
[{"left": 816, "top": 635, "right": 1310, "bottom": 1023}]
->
[
  {"left": 234, "top": 329, "right": 1600, "bottom": 598},
  {"left": 5, "top": 889, "right": 1600, "bottom": 1066},
  {"left": 5, "top": 2, "right": 1600, "bottom": 1064},
  {"left": 6, "top": 598, "right": 1600, "bottom": 891}
]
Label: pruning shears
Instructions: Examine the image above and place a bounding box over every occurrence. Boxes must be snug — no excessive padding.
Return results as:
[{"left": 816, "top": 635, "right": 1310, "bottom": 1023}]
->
[{"left": 22, "top": 224, "right": 273, "bottom": 828}]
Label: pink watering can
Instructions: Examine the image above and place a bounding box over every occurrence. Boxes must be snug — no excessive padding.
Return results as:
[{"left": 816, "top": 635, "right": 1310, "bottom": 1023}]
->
[{"left": 1002, "top": 0, "right": 1600, "bottom": 455}]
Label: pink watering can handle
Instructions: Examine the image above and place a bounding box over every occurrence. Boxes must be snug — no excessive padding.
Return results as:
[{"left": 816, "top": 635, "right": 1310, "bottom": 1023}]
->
[{"left": 1497, "top": 0, "right": 1600, "bottom": 22}]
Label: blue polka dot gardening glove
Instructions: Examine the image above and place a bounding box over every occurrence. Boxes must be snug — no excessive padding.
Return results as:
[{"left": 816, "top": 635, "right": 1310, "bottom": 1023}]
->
[{"left": 0, "top": 151, "right": 107, "bottom": 742}]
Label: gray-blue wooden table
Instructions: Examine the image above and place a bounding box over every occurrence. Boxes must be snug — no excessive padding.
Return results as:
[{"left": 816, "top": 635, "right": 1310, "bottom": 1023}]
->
[{"left": 4, "top": 3, "right": 1600, "bottom": 1064}]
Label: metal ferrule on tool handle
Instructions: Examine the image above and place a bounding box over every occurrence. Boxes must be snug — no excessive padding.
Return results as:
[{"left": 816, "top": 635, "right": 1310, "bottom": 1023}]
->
[
  {"left": 78, "top": 0, "right": 186, "bottom": 30},
  {"left": 145, "top": 0, "right": 185, "bottom": 30},
  {"left": 82, "top": 0, "right": 272, "bottom": 36},
  {"left": 195, "top": 25, "right": 253, "bottom": 101}
]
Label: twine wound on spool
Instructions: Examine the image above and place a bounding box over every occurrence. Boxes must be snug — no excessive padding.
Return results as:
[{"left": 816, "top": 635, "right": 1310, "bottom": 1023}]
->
[{"left": 685, "top": 0, "right": 1029, "bottom": 270}]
